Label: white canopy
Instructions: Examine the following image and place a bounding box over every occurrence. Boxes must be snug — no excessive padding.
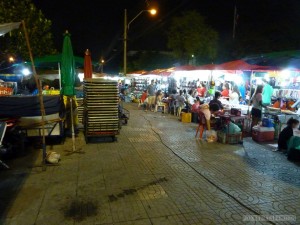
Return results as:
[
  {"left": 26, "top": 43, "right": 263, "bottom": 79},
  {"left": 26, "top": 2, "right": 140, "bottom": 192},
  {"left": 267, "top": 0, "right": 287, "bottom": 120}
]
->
[{"left": 0, "top": 22, "right": 21, "bottom": 36}]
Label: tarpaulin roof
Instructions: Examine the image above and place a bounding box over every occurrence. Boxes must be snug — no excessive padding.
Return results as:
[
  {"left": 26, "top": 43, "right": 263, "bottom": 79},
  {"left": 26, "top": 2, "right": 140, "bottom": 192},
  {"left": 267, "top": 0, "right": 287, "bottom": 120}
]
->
[
  {"left": 0, "top": 22, "right": 21, "bottom": 36},
  {"left": 195, "top": 64, "right": 217, "bottom": 70},
  {"left": 244, "top": 50, "right": 300, "bottom": 70},
  {"left": 23, "top": 54, "right": 98, "bottom": 69},
  {"left": 127, "top": 70, "right": 147, "bottom": 75},
  {"left": 174, "top": 65, "right": 198, "bottom": 71},
  {"left": 216, "top": 60, "right": 274, "bottom": 71}
]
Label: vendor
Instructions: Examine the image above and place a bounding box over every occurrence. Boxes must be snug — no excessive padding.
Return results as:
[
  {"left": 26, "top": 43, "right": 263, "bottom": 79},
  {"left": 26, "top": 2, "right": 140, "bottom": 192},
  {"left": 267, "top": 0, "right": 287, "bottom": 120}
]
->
[
  {"left": 197, "top": 83, "right": 206, "bottom": 97},
  {"left": 262, "top": 79, "right": 273, "bottom": 106},
  {"left": 209, "top": 91, "right": 223, "bottom": 112},
  {"left": 221, "top": 83, "right": 230, "bottom": 98},
  {"left": 229, "top": 85, "right": 240, "bottom": 105},
  {"left": 278, "top": 118, "right": 299, "bottom": 152}
]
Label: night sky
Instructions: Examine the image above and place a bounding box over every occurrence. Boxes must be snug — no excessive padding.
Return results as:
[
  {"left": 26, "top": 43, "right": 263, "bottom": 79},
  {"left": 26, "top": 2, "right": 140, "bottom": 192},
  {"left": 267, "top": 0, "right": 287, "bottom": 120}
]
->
[{"left": 32, "top": 0, "right": 300, "bottom": 73}]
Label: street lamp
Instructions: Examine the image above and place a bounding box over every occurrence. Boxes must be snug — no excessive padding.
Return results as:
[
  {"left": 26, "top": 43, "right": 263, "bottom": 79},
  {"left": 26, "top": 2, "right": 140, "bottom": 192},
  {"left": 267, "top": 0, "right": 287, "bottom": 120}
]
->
[
  {"left": 100, "top": 59, "right": 105, "bottom": 73},
  {"left": 8, "top": 56, "right": 15, "bottom": 63},
  {"left": 123, "top": 8, "right": 157, "bottom": 76}
]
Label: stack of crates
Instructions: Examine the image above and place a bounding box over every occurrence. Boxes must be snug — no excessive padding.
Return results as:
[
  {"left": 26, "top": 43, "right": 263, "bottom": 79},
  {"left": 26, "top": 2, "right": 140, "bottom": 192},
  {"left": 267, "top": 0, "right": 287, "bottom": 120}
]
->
[{"left": 83, "top": 79, "right": 119, "bottom": 142}]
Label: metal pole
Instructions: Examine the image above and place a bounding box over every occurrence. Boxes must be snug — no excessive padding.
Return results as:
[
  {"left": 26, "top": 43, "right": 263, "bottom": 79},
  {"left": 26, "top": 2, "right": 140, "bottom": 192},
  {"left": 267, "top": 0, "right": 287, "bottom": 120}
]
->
[
  {"left": 70, "top": 97, "right": 76, "bottom": 152},
  {"left": 58, "top": 62, "right": 61, "bottom": 90},
  {"left": 124, "top": 9, "right": 127, "bottom": 77}
]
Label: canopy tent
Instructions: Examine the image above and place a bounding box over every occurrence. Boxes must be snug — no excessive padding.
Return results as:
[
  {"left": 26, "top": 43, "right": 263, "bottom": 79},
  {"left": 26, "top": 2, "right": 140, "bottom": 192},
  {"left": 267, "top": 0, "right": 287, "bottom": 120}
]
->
[
  {"left": 0, "top": 22, "right": 21, "bottom": 36},
  {"left": 195, "top": 64, "right": 217, "bottom": 70},
  {"left": 24, "top": 54, "right": 89, "bottom": 69},
  {"left": 244, "top": 50, "right": 300, "bottom": 70},
  {"left": 216, "top": 60, "right": 274, "bottom": 71}
]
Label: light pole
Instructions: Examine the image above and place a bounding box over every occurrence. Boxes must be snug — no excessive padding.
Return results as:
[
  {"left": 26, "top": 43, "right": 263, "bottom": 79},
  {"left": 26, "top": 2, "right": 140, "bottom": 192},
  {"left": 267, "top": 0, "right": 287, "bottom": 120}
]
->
[
  {"left": 100, "top": 59, "right": 105, "bottom": 73},
  {"left": 123, "top": 8, "right": 157, "bottom": 77}
]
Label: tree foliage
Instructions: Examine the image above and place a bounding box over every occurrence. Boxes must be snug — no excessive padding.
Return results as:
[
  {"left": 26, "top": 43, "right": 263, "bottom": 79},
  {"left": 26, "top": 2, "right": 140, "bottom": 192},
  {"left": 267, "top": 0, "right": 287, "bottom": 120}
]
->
[
  {"left": 167, "top": 11, "right": 218, "bottom": 64},
  {"left": 128, "top": 51, "right": 176, "bottom": 72},
  {"left": 0, "top": 0, "right": 57, "bottom": 61}
]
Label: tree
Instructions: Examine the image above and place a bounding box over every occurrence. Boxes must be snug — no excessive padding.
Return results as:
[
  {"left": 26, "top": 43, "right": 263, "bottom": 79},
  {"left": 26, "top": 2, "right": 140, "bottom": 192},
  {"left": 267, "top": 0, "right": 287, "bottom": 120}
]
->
[
  {"left": 0, "top": 0, "right": 56, "bottom": 61},
  {"left": 167, "top": 11, "right": 218, "bottom": 65},
  {"left": 127, "top": 51, "right": 176, "bottom": 72}
]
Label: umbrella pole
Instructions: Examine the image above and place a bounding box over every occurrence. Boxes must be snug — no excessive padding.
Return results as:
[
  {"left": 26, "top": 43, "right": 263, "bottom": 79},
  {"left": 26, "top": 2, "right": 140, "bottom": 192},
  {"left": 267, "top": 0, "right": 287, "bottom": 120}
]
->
[
  {"left": 70, "top": 97, "right": 76, "bottom": 152},
  {"left": 22, "top": 20, "right": 47, "bottom": 168},
  {"left": 58, "top": 63, "right": 61, "bottom": 90}
]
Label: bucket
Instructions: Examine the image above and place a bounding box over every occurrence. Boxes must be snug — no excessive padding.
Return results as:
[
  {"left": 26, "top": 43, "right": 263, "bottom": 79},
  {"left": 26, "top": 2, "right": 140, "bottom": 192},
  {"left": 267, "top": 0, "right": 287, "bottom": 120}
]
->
[{"left": 181, "top": 112, "right": 192, "bottom": 123}]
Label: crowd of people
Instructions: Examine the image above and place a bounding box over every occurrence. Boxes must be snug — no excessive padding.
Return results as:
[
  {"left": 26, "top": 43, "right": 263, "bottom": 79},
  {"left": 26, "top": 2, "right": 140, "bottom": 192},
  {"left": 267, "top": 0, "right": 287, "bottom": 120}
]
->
[
  {"left": 129, "top": 79, "right": 300, "bottom": 159},
  {"left": 137, "top": 79, "right": 252, "bottom": 116}
]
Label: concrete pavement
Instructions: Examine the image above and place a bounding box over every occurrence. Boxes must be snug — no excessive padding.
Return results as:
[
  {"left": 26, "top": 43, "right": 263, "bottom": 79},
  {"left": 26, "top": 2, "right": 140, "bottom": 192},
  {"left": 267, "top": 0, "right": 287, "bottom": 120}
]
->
[{"left": 0, "top": 103, "right": 299, "bottom": 225}]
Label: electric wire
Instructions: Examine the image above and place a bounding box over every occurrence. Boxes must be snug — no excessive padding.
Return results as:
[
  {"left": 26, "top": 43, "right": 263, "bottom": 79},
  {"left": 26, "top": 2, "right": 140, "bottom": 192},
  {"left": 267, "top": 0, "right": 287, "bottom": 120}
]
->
[{"left": 141, "top": 114, "right": 276, "bottom": 225}]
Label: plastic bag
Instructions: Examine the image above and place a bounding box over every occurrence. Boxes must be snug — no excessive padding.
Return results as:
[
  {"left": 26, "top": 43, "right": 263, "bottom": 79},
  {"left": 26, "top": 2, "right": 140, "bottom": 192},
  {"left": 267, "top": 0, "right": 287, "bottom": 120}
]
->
[
  {"left": 46, "top": 151, "right": 61, "bottom": 164},
  {"left": 206, "top": 130, "right": 217, "bottom": 143}
]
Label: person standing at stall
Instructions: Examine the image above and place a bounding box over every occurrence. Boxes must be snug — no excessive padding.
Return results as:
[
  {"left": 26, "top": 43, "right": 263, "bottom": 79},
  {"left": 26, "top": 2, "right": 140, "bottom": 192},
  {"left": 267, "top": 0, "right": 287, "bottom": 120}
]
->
[
  {"left": 229, "top": 85, "right": 240, "bottom": 105},
  {"left": 146, "top": 80, "right": 156, "bottom": 111},
  {"left": 251, "top": 85, "right": 264, "bottom": 127},
  {"left": 209, "top": 91, "right": 224, "bottom": 112},
  {"left": 221, "top": 83, "right": 230, "bottom": 98},
  {"left": 197, "top": 83, "right": 207, "bottom": 97},
  {"left": 262, "top": 79, "right": 274, "bottom": 106}
]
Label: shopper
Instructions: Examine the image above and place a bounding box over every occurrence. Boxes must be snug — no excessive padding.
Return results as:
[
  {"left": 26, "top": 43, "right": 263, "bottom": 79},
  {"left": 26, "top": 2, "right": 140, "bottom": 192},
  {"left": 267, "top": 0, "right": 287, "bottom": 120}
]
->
[
  {"left": 192, "top": 97, "right": 200, "bottom": 113},
  {"left": 176, "top": 90, "right": 186, "bottom": 117},
  {"left": 229, "top": 85, "right": 240, "bottom": 105},
  {"left": 187, "top": 89, "right": 194, "bottom": 105},
  {"left": 199, "top": 102, "right": 211, "bottom": 130},
  {"left": 262, "top": 79, "right": 274, "bottom": 106},
  {"left": 278, "top": 118, "right": 299, "bottom": 151},
  {"left": 139, "top": 90, "right": 148, "bottom": 110},
  {"left": 251, "top": 85, "right": 264, "bottom": 127},
  {"left": 168, "top": 89, "right": 177, "bottom": 114},
  {"left": 147, "top": 80, "right": 156, "bottom": 111},
  {"left": 154, "top": 90, "right": 163, "bottom": 112},
  {"left": 221, "top": 83, "right": 230, "bottom": 98},
  {"left": 209, "top": 91, "right": 223, "bottom": 112},
  {"left": 198, "top": 83, "right": 207, "bottom": 97}
]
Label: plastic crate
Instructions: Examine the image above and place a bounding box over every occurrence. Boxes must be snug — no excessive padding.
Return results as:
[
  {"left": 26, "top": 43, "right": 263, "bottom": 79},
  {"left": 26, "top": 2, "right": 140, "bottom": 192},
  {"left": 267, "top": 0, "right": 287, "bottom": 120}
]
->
[
  {"left": 227, "top": 132, "right": 242, "bottom": 144},
  {"left": 217, "top": 131, "right": 242, "bottom": 144}
]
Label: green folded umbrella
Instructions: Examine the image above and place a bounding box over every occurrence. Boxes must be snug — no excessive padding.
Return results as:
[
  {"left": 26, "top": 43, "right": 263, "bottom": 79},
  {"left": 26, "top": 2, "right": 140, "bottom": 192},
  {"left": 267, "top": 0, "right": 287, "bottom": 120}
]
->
[{"left": 61, "top": 31, "right": 76, "bottom": 96}]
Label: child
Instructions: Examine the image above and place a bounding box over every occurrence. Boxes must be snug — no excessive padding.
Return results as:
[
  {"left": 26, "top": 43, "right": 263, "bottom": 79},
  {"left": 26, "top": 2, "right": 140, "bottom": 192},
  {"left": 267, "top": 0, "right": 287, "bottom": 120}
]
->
[
  {"left": 239, "top": 96, "right": 246, "bottom": 105},
  {"left": 278, "top": 118, "right": 299, "bottom": 151}
]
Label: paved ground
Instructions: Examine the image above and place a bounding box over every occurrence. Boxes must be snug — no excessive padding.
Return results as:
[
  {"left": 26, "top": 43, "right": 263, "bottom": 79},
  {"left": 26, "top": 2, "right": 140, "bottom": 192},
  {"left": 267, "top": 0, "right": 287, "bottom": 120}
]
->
[{"left": 0, "top": 103, "right": 300, "bottom": 225}]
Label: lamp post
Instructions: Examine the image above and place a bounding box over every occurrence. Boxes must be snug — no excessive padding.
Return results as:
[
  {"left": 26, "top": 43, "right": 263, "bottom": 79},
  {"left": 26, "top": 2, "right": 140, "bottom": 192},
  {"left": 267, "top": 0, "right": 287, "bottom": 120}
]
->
[
  {"left": 123, "top": 8, "right": 157, "bottom": 77},
  {"left": 100, "top": 59, "right": 105, "bottom": 74}
]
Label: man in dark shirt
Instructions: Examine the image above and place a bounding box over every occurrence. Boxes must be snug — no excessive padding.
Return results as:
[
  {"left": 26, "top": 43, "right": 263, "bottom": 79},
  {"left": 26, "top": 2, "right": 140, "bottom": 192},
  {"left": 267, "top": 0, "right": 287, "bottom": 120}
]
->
[
  {"left": 209, "top": 91, "right": 223, "bottom": 112},
  {"left": 278, "top": 118, "right": 299, "bottom": 151}
]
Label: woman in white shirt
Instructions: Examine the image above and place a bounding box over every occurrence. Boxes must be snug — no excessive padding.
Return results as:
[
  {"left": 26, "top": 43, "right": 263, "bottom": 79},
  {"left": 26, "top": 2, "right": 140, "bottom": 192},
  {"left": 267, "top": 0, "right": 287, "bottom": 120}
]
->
[{"left": 229, "top": 85, "right": 240, "bottom": 105}]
